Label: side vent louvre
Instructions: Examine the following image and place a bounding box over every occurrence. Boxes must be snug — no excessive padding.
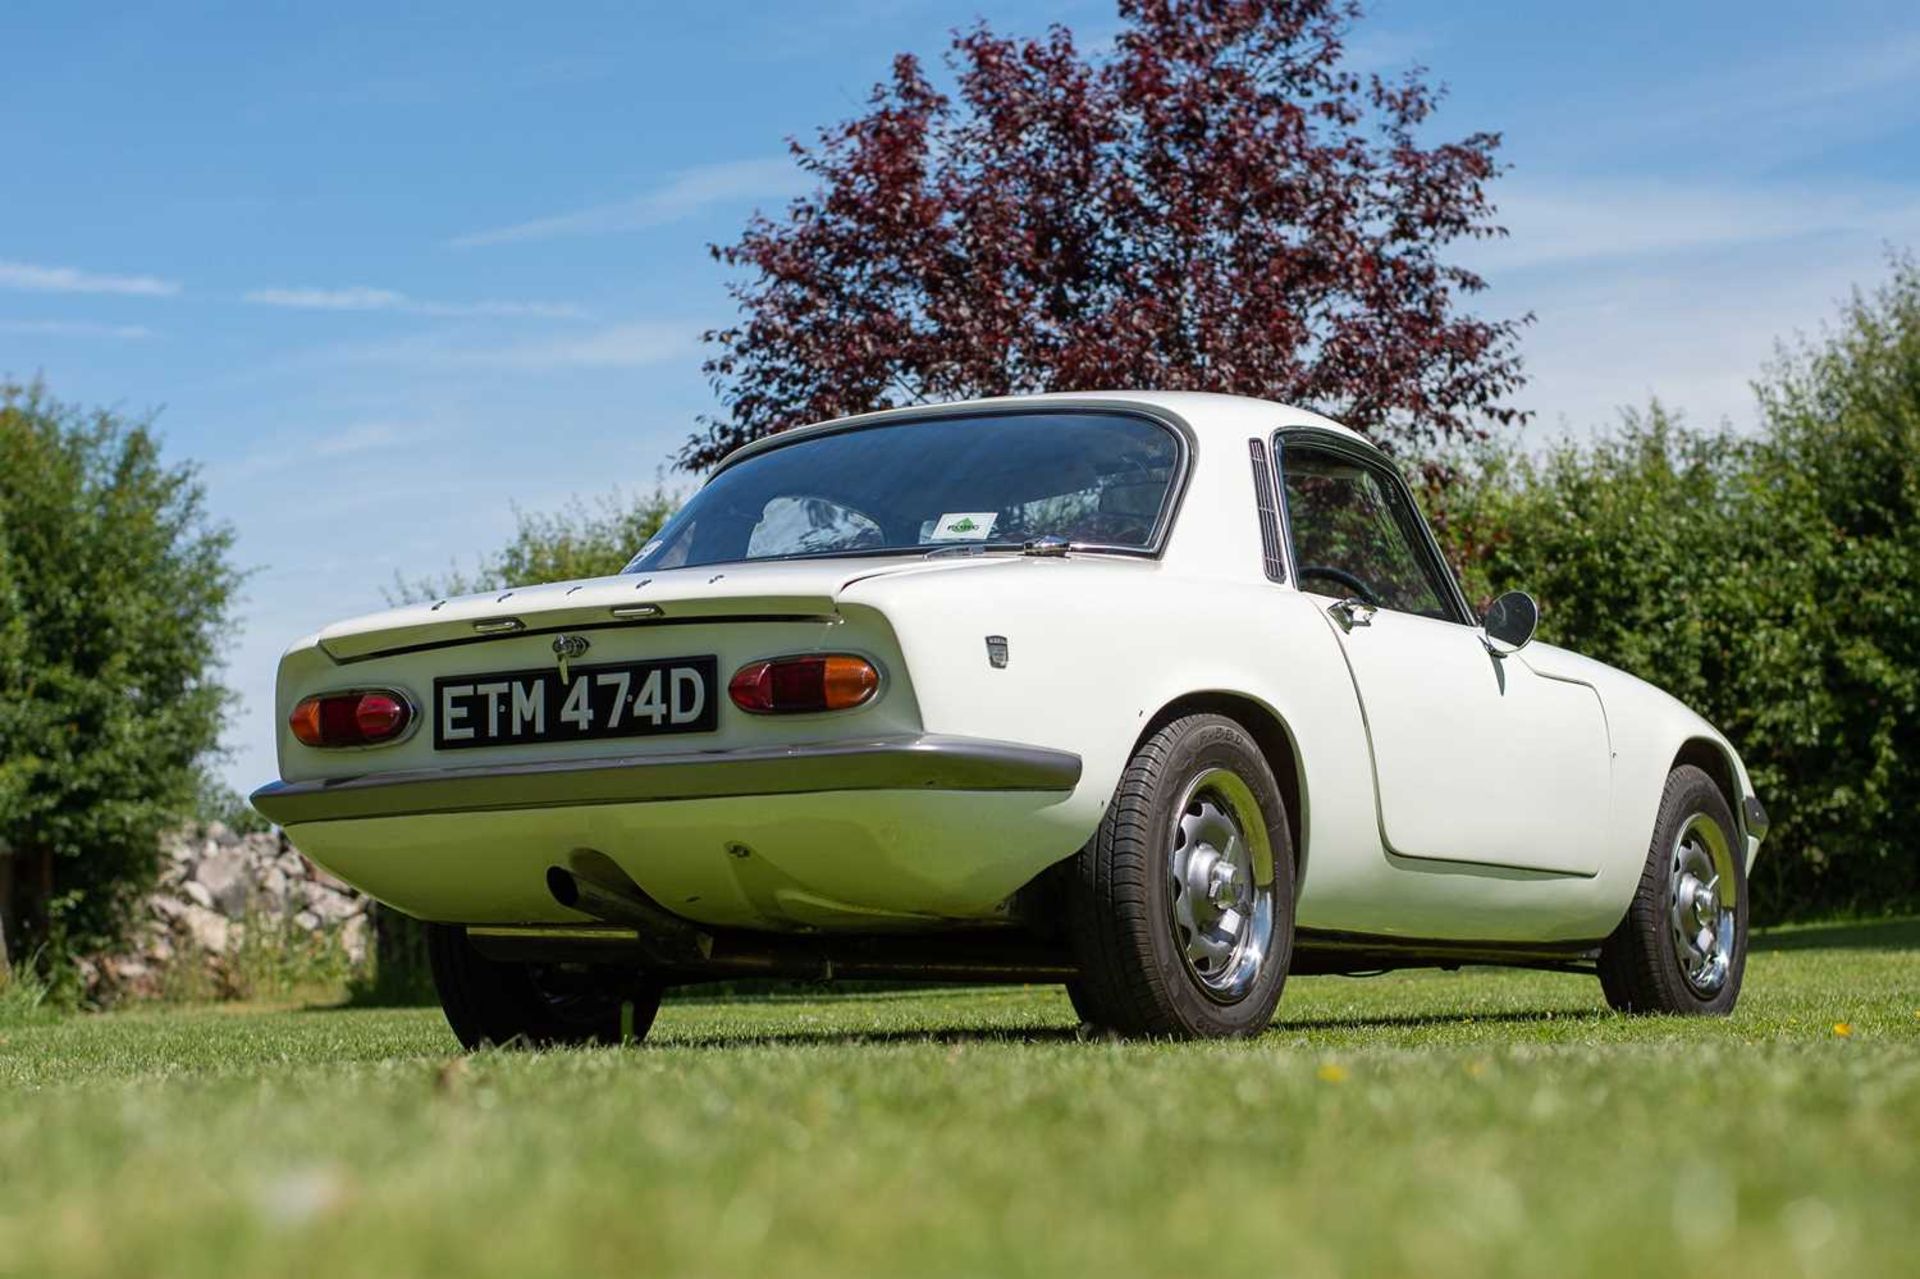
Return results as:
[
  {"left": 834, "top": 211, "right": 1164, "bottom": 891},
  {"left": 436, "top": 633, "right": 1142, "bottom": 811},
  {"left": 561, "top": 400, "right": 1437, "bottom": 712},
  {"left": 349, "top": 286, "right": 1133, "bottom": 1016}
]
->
[{"left": 1248, "top": 439, "right": 1286, "bottom": 582}]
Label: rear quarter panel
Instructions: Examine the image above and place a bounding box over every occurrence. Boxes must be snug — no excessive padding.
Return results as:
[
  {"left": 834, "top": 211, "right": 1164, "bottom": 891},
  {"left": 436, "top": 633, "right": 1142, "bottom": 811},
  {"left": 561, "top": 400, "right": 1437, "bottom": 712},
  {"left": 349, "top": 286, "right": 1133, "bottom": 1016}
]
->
[
  {"left": 842, "top": 557, "right": 1385, "bottom": 912},
  {"left": 1522, "top": 642, "right": 1762, "bottom": 873}
]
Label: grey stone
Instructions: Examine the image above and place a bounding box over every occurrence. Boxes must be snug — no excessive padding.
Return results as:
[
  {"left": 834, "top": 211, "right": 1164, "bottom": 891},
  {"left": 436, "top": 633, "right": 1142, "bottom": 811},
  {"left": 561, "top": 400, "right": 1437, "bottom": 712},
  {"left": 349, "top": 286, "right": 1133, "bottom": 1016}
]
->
[
  {"left": 340, "top": 914, "right": 370, "bottom": 963},
  {"left": 194, "top": 849, "right": 252, "bottom": 917},
  {"left": 307, "top": 889, "right": 360, "bottom": 922},
  {"left": 180, "top": 905, "right": 230, "bottom": 954},
  {"left": 182, "top": 879, "right": 215, "bottom": 910}
]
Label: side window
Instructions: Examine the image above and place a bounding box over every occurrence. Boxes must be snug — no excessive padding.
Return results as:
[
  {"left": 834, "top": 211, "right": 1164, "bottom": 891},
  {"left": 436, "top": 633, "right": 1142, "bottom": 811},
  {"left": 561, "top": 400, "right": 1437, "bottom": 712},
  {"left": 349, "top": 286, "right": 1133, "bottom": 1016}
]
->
[{"left": 1278, "top": 443, "right": 1454, "bottom": 620}]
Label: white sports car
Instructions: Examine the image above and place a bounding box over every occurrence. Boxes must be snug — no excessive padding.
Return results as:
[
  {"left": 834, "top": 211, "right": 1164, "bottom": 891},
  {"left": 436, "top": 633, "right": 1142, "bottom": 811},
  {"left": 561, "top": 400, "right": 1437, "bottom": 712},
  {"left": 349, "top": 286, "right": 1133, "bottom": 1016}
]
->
[{"left": 253, "top": 392, "right": 1768, "bottom": 1043}]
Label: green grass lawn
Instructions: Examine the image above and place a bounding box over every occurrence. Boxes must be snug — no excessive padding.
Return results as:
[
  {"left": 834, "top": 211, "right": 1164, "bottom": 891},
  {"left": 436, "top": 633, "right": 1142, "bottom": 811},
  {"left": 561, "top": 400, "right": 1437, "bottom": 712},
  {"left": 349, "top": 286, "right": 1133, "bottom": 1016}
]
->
[{"left": 2, "top": 920, "right": 1916, "bottom": 1279}]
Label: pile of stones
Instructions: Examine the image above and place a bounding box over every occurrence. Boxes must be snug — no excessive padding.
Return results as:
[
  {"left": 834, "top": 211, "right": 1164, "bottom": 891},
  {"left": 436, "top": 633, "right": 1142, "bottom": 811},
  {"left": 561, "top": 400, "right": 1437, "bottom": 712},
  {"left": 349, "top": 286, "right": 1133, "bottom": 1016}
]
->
[{"left": 81, "top": 823, "right": 370, "bottom": 999}]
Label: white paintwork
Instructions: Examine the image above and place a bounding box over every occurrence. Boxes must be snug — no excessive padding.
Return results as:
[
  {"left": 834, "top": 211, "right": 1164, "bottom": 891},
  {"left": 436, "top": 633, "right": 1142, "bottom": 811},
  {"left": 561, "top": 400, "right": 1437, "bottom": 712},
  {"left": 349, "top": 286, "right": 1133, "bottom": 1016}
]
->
[
  {"left": 264, "top": 391, "right": 1764, "bottom": 945},
  {"left": 1316, "top": 603, "right": 1613, "bottom": 876}
]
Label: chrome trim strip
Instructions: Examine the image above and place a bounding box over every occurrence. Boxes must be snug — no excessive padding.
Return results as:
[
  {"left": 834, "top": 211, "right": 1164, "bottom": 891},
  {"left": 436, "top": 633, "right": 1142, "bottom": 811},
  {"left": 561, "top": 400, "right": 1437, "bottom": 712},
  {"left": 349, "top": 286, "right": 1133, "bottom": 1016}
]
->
[
  {"left": 1743, "top": 794, "right": 1770, "bottom": 841},
  {"left": 251, "top": 733, "right": 1083, "bottom": 826}
]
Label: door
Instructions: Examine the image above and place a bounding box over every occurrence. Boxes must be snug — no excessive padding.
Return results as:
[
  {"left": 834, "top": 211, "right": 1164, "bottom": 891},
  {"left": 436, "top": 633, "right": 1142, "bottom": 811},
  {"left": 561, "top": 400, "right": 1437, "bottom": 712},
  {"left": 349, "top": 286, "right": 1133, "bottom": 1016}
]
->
[{"left": 1278, "top": 437, "right": 1611, "bottom": 876}]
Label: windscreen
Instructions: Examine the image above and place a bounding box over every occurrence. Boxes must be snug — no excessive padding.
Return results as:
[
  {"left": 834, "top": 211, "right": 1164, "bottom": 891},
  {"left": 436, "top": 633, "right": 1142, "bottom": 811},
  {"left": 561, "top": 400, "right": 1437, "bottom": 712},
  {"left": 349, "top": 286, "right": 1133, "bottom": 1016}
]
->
[{"left": 628, "top": 411, "right": 1182, "bottom": 571}]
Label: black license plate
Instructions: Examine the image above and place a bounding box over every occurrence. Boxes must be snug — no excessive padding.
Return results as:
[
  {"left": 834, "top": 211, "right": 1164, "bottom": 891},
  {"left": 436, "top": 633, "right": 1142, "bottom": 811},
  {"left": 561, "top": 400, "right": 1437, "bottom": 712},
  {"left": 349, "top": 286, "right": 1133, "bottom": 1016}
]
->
[{"left": 433, "top": 655, "right": 719, "bottom": 750}]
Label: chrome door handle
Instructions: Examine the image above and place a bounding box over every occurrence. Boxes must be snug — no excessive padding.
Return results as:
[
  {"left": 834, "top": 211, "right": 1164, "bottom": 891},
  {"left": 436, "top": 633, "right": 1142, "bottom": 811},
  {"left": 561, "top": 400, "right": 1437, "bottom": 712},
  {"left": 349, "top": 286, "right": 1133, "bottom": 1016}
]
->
[{"left": 1329, "top": 598, "right": 1376, "bottom": 630}]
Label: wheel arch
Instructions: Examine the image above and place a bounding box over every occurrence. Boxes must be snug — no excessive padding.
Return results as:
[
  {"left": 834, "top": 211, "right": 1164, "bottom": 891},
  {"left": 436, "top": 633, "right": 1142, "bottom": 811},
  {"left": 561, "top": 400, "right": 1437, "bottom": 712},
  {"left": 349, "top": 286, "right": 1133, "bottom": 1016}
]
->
[
  {"left": 1672, "top": 736, "right": 1747, "bottom": 843},
  {"left": 1134, "top": 691, "right": 1307, "bottom": 888}
]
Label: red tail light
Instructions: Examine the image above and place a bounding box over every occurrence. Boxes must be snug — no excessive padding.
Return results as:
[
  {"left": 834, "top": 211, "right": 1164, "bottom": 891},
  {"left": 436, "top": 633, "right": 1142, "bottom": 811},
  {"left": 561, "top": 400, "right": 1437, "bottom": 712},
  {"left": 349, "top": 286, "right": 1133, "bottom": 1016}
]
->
[
  {"left": 729, "top": 655, "right": 880, "bottom": 715},
  {"left": 289, "top": 689, "right": 414, "bottom": 747}
]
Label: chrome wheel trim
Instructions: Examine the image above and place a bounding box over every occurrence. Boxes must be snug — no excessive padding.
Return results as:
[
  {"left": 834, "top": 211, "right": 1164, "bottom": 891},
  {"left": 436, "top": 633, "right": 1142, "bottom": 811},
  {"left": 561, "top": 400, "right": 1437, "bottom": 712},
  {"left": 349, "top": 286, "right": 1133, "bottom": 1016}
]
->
[
  {"left": 1669, "top": 811, "right": 1737, "bottom": 996},
  {"left": 1166, "top": 767, "right": 1276, "bottom": 1004}
]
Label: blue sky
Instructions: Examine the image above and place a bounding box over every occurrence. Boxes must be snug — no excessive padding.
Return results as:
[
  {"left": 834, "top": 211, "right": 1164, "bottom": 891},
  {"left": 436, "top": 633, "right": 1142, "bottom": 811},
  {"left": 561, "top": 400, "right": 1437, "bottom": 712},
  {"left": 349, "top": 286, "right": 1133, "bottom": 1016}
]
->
[{"left": 3, "top": 0, "right": 1917, "bottom": 796}]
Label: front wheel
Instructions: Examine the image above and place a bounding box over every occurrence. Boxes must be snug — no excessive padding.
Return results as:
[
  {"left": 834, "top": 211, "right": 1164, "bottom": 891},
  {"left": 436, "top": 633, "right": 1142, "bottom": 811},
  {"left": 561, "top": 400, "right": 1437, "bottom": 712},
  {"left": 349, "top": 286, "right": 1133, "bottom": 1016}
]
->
[
  {"left": 1067, "top": 714, "right": 1296, "bottom": 1038},
  {"left": 427, "top": 923, "right": 662, "bottom": 1049},
  {"left": 1597, "top": 765, "right": 1748, "bottom": 1015}
]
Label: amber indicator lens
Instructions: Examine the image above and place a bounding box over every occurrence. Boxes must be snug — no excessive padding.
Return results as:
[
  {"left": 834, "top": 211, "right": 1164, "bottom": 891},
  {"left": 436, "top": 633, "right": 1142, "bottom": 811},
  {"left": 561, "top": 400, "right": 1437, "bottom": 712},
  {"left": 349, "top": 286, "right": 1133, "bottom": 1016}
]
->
[
  {"left": 289, "top": 690, "right": 413, "bottom": 747},
  {"left": 729, "top": 655, "right": 880, "bottom": 714}
]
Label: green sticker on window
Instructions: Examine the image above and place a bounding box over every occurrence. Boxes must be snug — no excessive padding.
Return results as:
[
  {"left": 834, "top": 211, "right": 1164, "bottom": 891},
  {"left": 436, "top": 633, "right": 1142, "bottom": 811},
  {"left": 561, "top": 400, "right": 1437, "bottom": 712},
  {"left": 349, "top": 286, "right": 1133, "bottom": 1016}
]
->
[{"left": 928, "top": 511, "right": 999, "bottom": 542}]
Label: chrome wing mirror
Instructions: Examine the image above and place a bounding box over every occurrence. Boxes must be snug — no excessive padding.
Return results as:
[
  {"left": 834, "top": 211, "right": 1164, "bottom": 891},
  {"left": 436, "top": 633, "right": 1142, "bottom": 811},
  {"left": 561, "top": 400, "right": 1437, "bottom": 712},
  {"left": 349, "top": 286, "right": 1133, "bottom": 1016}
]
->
[{"left": 1480, "top": 590, "right": 1538, "bottom": 656}]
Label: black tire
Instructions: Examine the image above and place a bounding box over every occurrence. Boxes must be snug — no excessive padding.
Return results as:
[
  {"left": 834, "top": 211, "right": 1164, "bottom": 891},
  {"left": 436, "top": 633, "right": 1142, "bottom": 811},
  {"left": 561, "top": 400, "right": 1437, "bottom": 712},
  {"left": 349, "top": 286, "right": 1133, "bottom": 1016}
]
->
[
  {"left": 1062, "top": 979, "right": 1100, "bottom": 1029},
  {"left": 1597, "top": 765, "right": 1748, "bottom": 1015},
  {"left": 1066, "top": 713, "right": 1296, "bottom": 1038},
  {"left": 426, "top": 924, "right": 662, "bottom": 1049}
]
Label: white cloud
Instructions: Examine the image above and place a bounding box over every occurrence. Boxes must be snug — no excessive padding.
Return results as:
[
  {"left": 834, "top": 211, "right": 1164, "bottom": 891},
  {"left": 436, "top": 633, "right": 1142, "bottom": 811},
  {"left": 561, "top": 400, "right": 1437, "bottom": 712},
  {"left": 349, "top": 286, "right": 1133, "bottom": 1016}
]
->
[
  {"left": 245, "top": 285, "right": 407, "bottom": 311},
  {"left": 244, "top": 285, "right": 584, "bottom": 319},
  {"left": 0, "top": 318, "right": 153, "bottom": 338},
  {"left": 485, "top": 322, "right": 697, "bottom": 369},
  {"left": 316, "top": 321, "right": 699, "bottom": 373},
  {"left": 1468, "top": 177, "right": 1920, "bottom": 273},
  {"left": 213, "top": 420, "right": 427, "bottom": 483},
  {"left": 1747, "top": 30, "right": 1920, "bottom": 115},
  {"left": 1490, "top": 234, "right": 1896, "bottom": 440},
  {"left": 1535, "top": 30, "right": 1920, "bottom": 171},
  {"left": 312, "top": 421, "right": 408, "bottom": 458},
  {"left": 450, "top": 156, "right": 806, "bottom": 248},
  {"left": 0, "top": 259, "right": 180, "bottom": 296},
  {"left": 1340, "top": 25, "right": 1435, "bottom": 77},
  {"left": 1662, "top": 30, "right": 1920, "bottom": 136}
]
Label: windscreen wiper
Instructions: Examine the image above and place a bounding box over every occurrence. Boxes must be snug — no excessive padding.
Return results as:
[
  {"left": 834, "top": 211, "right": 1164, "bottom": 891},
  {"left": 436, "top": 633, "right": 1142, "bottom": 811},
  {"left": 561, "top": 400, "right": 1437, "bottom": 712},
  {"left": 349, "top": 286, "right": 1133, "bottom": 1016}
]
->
[
  {"left": 923, "top": 537, "right": 1075, "bottom": 558},
  {"left": 921, "top": 541, "right": 1029, "bottom": 558}
]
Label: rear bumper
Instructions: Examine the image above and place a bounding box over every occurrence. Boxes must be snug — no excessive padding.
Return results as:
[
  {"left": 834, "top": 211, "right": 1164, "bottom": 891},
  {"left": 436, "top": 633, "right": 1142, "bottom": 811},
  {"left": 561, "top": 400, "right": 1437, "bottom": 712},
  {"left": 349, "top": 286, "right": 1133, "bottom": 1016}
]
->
[{"left": 250, "top": 733, "right": 1083, "bottom": 826}]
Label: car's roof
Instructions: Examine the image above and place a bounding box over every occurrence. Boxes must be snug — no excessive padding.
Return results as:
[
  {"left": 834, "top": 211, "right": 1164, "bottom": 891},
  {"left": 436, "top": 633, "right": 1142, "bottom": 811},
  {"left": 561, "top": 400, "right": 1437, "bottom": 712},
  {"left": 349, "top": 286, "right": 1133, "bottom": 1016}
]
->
[{"left": 714, "top": 390, "right": 1373, "bottom": 472}]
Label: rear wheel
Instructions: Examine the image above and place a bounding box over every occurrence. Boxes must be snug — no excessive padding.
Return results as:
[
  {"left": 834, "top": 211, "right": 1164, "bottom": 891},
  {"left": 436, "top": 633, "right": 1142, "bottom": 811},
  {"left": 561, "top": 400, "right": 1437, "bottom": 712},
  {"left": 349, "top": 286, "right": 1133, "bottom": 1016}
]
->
[
  {"left": 1067, "top": 714, "right": 1295, "bottom": 1038},
  {"left": 427, "top": 923, "right": 662, "bottom": 1049},
  {"left": 1597, "top": 765, "right": 1748, "bottom": 1015}
]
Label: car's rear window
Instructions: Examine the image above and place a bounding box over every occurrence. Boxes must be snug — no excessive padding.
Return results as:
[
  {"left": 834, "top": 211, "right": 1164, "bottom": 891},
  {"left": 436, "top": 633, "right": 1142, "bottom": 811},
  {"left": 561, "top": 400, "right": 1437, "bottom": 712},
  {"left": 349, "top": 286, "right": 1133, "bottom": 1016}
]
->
[{"left": 628, "top": 411, "right": 1182, "bottom": 570}]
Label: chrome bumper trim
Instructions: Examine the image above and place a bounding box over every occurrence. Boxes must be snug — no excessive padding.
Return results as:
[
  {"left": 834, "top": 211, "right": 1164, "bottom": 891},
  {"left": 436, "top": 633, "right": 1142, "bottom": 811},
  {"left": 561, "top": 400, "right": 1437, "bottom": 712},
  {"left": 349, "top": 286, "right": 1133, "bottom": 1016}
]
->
[{"left": 250, "top": 734, "right": 1082, "bottom": 826}]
